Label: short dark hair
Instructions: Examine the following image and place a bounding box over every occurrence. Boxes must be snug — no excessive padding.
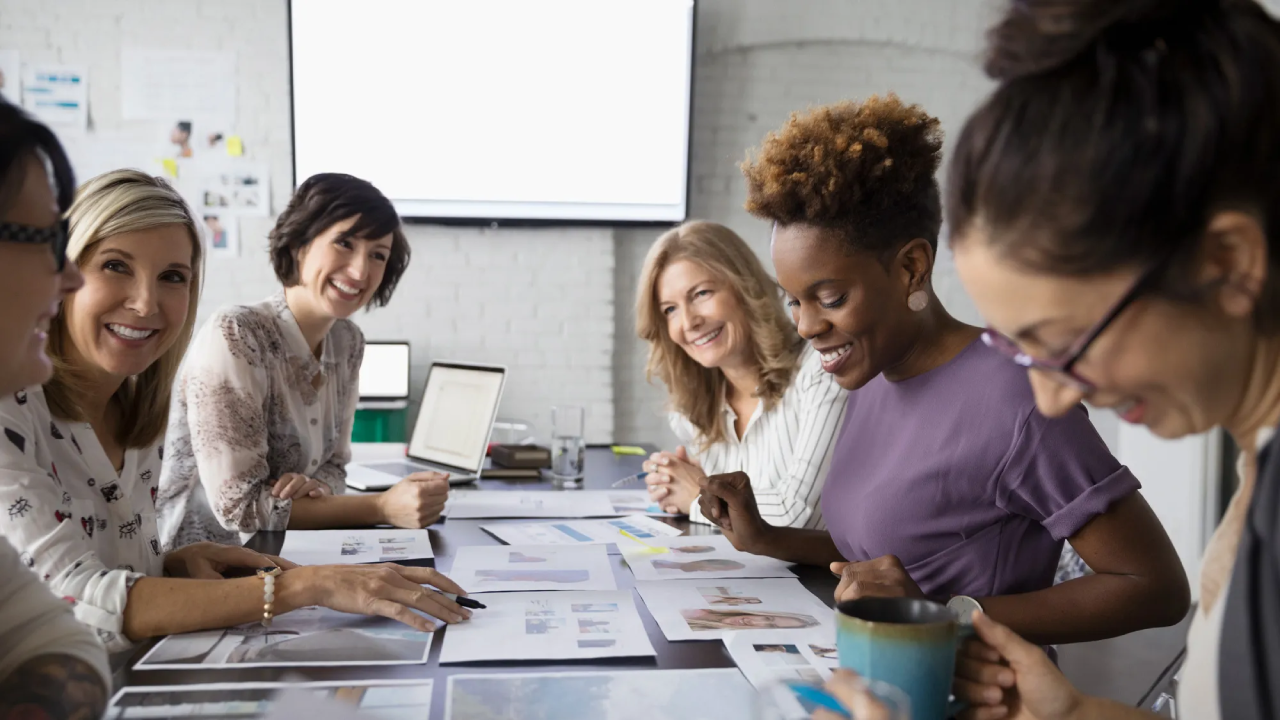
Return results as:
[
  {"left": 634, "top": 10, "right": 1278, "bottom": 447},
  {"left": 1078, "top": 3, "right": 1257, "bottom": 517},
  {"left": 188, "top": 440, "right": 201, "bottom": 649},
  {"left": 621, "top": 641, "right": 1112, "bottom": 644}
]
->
[
  {"left": 741, "top": 95, "right": 944, "bottom": 257},
  {"left": 947, "top": 0, "right": 1280, "bottom": 325},
  {"left": 269, "top": 173, "right": 410, "bottom": 308},
  {"left": 0, "top": 95, "right": 76, "bottom": 217}
]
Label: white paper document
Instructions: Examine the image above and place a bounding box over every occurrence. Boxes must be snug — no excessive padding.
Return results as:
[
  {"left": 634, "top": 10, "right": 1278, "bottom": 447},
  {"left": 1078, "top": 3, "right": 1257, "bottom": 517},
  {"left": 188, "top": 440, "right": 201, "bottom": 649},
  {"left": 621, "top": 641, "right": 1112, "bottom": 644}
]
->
[
  {"left": 447, "top": 544, "right": 616, "bottom": 592},
  {"left": 106, "top": 679, "right": 433, "bottom": 720},
  {"left": 445, "top": 490, "right": 616, "bottom": 519},
  {"left": 279, "top": 529, "right": 434, "bottom": 566},
  {"left": 444, "top": 669, "right": 755, "bottom": 720},
  {"left": 21, "top": 64, "right": 88, "bottom": 129},
  {"left": 438, "top": 590, "right": 655, "bottom": 664},
  {"left": 622, "top": 534, "right": 798, "bottom": 580},
  {"left": 599, "top": 489, "right": 677, "bottom": 517},
  {"left": 724, "top": 631, "right": 838, "bottom": 718},
  {"left": 188, "top": 161, "right": 270, "bottom": 217},
  {"left": 135, "top": 606, "right": 437, "bottom": 669},
  {"left": 636, "top": 578, "right": 836, "bottom": 642},
  {"left": 481, "top": 514, "right": 683, "bottom": 546},
  {"left": 121, "top": 48, "right": 236, "bottom": 124}
]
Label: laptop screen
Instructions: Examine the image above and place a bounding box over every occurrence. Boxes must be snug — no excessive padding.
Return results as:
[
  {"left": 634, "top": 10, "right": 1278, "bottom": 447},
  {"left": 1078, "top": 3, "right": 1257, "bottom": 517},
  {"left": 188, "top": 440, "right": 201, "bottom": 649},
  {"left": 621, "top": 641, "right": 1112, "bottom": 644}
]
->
[
  {"left": 407, "top": 363, "right": 505, "bottom": 471},
  {"left": 359, "top": 342, "right": 410, "bottom": 400}
]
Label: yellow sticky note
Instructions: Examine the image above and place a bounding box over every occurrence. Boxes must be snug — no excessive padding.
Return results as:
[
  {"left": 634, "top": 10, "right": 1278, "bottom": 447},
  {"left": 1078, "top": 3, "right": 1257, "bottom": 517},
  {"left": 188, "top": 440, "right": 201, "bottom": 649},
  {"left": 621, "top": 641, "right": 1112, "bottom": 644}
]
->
[
  {"left": 226, "top": 135, "right": 244, "bottom": 157},
  {"left": 161, "top": 158, "right": 178, "bottom": 178},
  {"left": 611, "top": 445, "right": 647, "bottom": 456}
]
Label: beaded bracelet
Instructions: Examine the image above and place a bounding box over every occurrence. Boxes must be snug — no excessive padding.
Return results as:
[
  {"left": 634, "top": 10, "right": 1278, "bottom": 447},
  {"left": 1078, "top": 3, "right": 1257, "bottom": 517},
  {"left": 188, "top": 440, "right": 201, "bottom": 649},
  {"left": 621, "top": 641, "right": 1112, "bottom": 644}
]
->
[{"left": 256, "top": 566, "right": 282, "bottom": 627}]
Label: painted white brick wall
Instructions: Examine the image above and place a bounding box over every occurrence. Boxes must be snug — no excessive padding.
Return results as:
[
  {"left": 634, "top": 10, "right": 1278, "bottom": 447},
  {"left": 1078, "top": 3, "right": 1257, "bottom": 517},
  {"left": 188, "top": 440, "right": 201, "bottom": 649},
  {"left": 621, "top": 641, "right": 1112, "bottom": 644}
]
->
[
  {"left": 1, "top": 0, "right": 615, "bottom": 443},
  {"left": 617, "top": 0, "right": 1019, "bottom": 449}
]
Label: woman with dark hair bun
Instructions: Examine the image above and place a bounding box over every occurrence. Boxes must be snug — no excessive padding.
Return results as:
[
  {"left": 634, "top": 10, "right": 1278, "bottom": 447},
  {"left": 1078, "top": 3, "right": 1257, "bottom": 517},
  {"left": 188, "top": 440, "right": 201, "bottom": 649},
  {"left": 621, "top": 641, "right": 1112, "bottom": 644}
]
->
[{"left": 902, "top": 0, "right": 1280, "bottom": 718}]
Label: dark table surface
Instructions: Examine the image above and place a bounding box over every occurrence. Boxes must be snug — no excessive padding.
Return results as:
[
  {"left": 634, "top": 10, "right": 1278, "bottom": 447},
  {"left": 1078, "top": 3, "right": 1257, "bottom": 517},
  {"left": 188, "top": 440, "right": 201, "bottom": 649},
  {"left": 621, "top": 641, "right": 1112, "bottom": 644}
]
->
[
  {"left": 116, "top": 445, "right": 1187, "bottom": 715},
  {"left": 116, "top": 446, "right": 841, "bottom": 718}
]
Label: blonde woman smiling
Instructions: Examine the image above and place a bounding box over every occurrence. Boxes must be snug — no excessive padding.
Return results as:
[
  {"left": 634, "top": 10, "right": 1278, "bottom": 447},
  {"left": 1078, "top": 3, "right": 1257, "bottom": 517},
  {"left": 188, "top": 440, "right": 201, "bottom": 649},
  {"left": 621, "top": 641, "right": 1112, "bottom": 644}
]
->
[
  {"left": 0, "top": 170, "right": 470, "bottom": 669},
  {"left": 636, "top": 220, "right": 846, "bottom": 527}
]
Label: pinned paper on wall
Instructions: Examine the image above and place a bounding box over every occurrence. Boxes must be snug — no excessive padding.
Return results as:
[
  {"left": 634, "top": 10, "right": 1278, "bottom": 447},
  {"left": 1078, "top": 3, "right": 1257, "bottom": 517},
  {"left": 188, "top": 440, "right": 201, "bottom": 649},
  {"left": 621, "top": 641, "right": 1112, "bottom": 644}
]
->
[
  {"left": 227, "top": 135, "right": 244, "bottom": 156},
  {"left": 121, "top": 48, "right": 236, "bottom": 125},
  {"left": 184, "top": 161, "right": 270, "bottom": 217},
  {"left": 161, "top": 158, "right": 178, "bottom": 178},
  {"left": 0, "top": 50, "right": 18, "bottom": 102},
  {"left": 201, "top": 213, "right": 239, "bottom": 258},
  {"left": 21, "top": 64, "right": 89, "bottom": 129}
]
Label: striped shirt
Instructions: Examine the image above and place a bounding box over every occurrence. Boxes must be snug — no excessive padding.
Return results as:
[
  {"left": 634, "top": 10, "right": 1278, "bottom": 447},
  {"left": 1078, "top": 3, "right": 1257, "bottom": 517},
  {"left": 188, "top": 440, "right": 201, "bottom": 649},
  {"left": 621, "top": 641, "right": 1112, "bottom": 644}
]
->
[{"left": 670, "top": 346, "right": 847, "bottom": 530}]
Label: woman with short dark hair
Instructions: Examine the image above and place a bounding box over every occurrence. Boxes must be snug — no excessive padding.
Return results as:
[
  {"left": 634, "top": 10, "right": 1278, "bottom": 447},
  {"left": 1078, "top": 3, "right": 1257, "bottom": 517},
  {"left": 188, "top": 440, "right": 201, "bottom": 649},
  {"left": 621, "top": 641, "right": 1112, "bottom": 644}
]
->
[{"left": 158, "top": 173, "right": 444, "bottom": 547}]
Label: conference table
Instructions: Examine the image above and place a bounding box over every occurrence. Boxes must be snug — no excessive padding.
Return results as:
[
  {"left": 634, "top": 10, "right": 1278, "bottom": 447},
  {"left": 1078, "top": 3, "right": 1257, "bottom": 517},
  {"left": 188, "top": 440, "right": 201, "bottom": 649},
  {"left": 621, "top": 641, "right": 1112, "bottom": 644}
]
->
[
  {"left": 115, "top": 446, "right": 840, "bottom": 718},
  {"left": 115, "top": 445, "right": 1185, "bottom": 717}
]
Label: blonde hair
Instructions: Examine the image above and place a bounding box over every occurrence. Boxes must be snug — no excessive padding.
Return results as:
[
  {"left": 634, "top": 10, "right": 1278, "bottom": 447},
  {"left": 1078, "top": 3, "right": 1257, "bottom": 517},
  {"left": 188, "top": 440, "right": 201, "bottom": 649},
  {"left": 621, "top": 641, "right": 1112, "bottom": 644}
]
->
[
  {"left": 682, "top": 609, "right": 820, "bottom": 631},
  {"left": 44, "top": 170, "right": 203, "bottom": 448},
  {"left": 635, "top": 220, "right": 802, "bottom": 450}
]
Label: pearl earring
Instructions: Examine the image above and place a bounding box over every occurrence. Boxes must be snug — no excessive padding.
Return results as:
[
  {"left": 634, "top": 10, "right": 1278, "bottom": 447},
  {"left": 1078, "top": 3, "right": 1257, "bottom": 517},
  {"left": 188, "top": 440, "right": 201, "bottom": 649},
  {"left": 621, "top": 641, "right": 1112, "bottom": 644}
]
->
[{"left": 907, "top": 290, "right": 929, "bottom": 312}]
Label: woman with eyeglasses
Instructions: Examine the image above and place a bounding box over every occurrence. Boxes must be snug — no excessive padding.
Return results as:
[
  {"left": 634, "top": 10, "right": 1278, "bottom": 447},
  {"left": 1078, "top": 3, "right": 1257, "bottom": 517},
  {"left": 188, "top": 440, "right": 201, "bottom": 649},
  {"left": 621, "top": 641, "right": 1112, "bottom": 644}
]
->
[
  {"left": 0, "top": 95, "right": 109, "bottom": 720},
  {"left": 698, "top": 95, "right": 1190, "bottom": 647},
  {"left": 930, "top": 0, "right": 1280, "bottom": 718}
]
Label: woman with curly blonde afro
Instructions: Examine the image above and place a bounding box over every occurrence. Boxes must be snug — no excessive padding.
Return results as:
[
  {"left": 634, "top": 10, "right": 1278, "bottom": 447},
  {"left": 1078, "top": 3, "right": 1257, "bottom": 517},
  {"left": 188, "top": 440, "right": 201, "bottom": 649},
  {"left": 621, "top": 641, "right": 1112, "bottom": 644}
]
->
[{"left": 697, "top": 95, "right": 1190, "bottom": 648}]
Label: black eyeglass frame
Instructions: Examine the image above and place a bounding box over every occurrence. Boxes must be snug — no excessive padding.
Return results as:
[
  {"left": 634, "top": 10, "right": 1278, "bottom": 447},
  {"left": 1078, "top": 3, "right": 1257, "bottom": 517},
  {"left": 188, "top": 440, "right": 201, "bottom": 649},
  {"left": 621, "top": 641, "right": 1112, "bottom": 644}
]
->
[
  {"left": 0, "top": 218, "right": 69, "bottom": 271},
  {"left": 981, "top": 260, "right": 1169, "bottom": 393}
]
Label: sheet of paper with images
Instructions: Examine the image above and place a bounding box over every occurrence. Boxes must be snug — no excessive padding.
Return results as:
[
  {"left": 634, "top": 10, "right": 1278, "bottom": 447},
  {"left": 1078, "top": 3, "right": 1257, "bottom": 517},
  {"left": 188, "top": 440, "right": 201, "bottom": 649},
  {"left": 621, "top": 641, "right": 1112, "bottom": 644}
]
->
[
  {"left": 481, "top": 514, "right": 683, "bottom": 546},
  {"left": 438, "top": 590, "right": 655, "bottom": 664},
  {"left": 635, "top": 578, "right": 836, "bottom": 642},
  {"left": 279, "top": 529, "right": 434, "bottom": 566},
  {"left": 134, "top": 606, "right": 437, "bottom": 669},
  {"left": 443, "top": 668, "right": 755, "bottom": 720},
  {"left": 106, "top": 679, "right": 433, "bottom": 720},
  {"left": 445, "top": 490, "right": 617, "bottom": 519},
  {"left": 724, "top": 631, "right": 840, "bottom": 720},
  {"left": 622, "top": 534, "right": 798, "bottom": 580},
  {"left": 446, "top": 544, "right": 617, "bottom": 592},
  {"left": 598, "top": 489, "right": 677, "bottom": 517},
  {"left": 21, "top": 64, "right": 89, "bottom": 129}
]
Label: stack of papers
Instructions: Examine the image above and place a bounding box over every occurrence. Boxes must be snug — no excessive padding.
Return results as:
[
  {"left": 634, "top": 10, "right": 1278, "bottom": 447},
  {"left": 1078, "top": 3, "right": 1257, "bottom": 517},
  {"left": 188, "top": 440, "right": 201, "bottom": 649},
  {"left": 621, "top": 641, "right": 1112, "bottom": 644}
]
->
[{"left": 445, "top": 490, "right": 674, "bottom": 519}]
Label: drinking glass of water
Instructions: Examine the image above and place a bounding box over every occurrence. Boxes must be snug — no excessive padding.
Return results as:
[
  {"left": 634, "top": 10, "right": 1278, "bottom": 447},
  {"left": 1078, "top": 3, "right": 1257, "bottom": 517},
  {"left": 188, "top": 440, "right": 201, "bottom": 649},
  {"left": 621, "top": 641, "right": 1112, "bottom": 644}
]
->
[{"left": 551, "top": 405, "right": 586, "bottom": 487}]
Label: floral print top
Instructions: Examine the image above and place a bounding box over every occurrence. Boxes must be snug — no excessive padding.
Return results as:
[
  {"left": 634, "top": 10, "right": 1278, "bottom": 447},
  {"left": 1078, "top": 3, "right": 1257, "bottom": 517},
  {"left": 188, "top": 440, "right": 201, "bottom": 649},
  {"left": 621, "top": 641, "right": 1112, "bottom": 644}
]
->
[
  {"left": 157, "top": 292, "right": 363, "bottom": 549},
  {"left": 0, "top": 385, "right": 164, "bottom": 654}
]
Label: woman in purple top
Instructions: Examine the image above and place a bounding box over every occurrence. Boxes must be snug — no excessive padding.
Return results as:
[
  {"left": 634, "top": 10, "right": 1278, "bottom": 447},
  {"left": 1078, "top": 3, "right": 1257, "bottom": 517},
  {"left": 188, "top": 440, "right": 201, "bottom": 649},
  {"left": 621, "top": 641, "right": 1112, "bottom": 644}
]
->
[{"left": 698, "top": 95, "right": 1190, "bottom": 645}]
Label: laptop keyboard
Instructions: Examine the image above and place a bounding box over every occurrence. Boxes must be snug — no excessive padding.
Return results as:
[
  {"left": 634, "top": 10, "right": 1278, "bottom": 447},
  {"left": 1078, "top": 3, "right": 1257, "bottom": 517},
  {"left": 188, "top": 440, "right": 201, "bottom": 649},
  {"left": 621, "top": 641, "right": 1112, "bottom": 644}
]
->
[{"left": 367, "top": 461, "right": 445, "bottom": 477}]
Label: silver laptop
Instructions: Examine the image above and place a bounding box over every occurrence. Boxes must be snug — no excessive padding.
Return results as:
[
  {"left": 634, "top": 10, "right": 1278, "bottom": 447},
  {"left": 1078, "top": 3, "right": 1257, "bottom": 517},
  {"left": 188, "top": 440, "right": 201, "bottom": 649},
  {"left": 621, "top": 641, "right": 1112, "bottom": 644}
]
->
[{"left": 346, "top": 361, "right": 506, "bottom": 490}]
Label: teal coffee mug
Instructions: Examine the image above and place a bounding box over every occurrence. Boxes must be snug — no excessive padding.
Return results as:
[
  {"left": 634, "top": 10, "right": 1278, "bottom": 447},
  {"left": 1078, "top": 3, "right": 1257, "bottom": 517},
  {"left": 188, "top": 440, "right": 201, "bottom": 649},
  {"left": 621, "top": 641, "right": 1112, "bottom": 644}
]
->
[{"left": 836, "top": 597, "right": 972, "bottom": 720}]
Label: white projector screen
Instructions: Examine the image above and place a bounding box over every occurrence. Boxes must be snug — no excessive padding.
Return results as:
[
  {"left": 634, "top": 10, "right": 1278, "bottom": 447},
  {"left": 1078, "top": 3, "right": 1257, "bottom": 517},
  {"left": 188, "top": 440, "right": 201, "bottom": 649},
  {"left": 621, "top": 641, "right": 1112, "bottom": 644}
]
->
[{"left": 289, "top": 0, "right": 695, "bottom": 224}]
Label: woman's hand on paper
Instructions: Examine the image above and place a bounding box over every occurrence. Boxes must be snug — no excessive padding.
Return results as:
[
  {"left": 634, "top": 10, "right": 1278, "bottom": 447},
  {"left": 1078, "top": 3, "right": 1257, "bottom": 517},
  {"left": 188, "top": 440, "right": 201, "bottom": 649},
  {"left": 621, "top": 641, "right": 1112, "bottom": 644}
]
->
[
  {"left": 953, "top": 612, "right": 1094, "bottom": 720},
  {"left": 285, "top": 563, "right": 472, "bottom": 631},
  {"left": 377, "top": 472, "right": 450, "bottom": 527},
  {"left": 272, "top": 473, "right": 331, "bottom": 500},
  {"left": 831, "top": 555, "right": 925, "bottom": 603},
  {"left": 645, "top": 446, "right": 705, "bottom": 514},
  {"left": 164, "top": 541, "right": 297, "bottom": 579}
]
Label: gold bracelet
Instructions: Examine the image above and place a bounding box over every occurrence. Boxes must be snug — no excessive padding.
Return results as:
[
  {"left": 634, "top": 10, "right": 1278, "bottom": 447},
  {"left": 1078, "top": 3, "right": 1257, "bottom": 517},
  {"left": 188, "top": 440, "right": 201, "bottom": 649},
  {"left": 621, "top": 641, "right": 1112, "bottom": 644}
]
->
[{"left": 256, "top": 566, "right": 282, "bottom": 627}]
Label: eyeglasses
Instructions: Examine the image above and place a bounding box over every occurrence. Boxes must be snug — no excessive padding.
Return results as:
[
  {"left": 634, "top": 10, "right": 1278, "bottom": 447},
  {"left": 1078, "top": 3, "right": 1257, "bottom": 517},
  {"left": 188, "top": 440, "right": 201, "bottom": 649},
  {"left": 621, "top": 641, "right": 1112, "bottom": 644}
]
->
[
  {"left": 0, "top": 218, "right": 69, "bottom": 272},
  {"left": 981, "top": 261, "right": 1167, "bottom": 393}
]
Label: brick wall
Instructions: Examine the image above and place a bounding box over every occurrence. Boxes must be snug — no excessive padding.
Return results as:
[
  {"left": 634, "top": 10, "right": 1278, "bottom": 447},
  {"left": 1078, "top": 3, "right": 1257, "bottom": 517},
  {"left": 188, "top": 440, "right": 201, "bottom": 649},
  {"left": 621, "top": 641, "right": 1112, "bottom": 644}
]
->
[{"left": 0, "top": 0, "right": 615, "bottom": 443}]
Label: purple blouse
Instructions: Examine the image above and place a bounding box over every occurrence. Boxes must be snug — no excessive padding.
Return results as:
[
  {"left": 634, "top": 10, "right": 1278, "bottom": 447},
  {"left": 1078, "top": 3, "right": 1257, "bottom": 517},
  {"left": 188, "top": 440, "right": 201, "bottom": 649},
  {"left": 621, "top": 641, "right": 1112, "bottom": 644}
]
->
[{"left": 820, "top": 339, "right": 1139, "bottom": 598}]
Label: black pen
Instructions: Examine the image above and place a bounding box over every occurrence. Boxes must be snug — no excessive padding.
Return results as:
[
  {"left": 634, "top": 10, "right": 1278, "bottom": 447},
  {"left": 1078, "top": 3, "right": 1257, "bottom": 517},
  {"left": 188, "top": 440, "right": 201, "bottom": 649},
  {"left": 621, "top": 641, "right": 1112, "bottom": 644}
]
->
[{"left": 443, "top": 592, "right": 487, "bottom": 610}]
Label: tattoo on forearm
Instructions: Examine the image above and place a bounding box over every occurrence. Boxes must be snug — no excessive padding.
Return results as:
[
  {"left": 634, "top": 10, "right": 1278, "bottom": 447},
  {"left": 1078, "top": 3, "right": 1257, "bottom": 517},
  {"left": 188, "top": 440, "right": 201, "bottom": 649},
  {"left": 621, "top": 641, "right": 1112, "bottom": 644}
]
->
[{"left": 0, "top": 653, "right": 107, "bottom": 720}]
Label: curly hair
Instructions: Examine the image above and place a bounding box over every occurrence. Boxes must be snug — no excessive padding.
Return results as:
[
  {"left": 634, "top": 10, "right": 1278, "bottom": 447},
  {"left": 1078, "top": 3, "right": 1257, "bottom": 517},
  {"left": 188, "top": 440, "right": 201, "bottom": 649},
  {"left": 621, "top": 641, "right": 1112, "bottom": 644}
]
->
[
  {"left": 742, "top": 94, "right": 944, "bottom": 255},
  {"left": 269, "top": 173, "right": 409, "bottom": 308},
  {"left": 635, "top": 221, "right": 803, "bottom": 450}
]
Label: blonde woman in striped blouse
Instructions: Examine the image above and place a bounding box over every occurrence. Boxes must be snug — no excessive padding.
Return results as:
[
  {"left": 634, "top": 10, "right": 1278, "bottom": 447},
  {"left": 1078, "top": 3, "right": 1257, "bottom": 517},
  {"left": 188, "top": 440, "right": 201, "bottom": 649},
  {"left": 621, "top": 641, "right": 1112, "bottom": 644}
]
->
[{"left": 636, "top": 221, "right": 847, "bottom": 529}]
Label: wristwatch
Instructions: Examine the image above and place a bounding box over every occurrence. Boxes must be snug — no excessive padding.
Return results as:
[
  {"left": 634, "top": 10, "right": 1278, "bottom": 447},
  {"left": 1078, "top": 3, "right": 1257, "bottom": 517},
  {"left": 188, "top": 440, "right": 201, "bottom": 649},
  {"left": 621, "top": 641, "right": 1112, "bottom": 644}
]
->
[{"left": 947, "top": 595, "right": 983, "bottom": 623}]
